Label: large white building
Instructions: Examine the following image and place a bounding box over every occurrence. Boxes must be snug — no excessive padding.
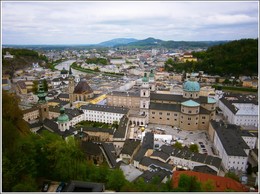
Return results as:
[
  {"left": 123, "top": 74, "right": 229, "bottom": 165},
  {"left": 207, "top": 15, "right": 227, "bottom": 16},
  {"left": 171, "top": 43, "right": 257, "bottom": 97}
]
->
[
  {"left": 218, "top": 94, "right": 258, "bottom": 127},
  {"left": 80, "top": 104, "right": 129, "bottom": 124},
  {"left": 209, "top": 120, "right": 257, "bottom": 173}
]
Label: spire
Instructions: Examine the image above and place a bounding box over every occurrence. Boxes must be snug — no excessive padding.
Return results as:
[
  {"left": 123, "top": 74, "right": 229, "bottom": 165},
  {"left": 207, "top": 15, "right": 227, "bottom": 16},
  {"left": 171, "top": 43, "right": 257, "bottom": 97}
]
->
[
  {"left": 69, "top": 66, "right": 73, "bottom": 75},
  {"left": 142, "top": 72, "right": 149, "bottom": 82},
  {"left": 37, "top": 81, "right": 47, "bottom": 104}
]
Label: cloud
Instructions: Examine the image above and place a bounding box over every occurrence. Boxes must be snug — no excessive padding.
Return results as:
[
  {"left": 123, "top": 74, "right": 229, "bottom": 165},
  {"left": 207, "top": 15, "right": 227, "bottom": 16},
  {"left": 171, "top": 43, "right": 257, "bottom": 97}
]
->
[{"left": 2, "top": 1, "right": 258, "bottom": 44}]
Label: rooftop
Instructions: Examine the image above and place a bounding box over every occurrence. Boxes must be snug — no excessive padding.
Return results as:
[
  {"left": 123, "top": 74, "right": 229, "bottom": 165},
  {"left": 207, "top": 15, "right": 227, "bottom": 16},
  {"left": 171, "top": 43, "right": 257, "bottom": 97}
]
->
[
  {"left": 81, "top": 104, "right": 129, "bottom": 114},
  {"left": 210, "top": 120, "right": 250, "bottom": 157},
  {"left": 181, "top": 99, "right": 200, "bottom": 107},
  {"left": 172, "top": 171, "right": 248, "bottom": 192}
]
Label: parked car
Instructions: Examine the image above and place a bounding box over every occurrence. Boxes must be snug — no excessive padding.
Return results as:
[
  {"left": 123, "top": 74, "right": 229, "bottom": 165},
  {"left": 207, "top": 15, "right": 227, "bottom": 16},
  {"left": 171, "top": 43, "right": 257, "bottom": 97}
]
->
[
  {"left": 56, "top": 182, "right": 66, "bottom": 192},
  {"left": 42, "top": 181, "right": 51, "bottom": 192},
  {"left": 200, "top": 144, "right": 205, "bottom": 148},
  {"left": 199, "top": 142, "right": 203, "bottom": 145}
]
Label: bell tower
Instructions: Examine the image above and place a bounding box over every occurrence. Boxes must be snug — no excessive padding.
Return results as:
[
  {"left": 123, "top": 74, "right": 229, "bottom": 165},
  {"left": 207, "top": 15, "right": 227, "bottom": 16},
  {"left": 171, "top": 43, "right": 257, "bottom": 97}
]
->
[
  {"left": 68, "top": 67, "right": 75, "bottom": 105},
  {"left": 37, "top": 80, "right": 49, "bottom": 122},
  {"left": 140, "top": 72, "right": 150, "bottom": 124}
]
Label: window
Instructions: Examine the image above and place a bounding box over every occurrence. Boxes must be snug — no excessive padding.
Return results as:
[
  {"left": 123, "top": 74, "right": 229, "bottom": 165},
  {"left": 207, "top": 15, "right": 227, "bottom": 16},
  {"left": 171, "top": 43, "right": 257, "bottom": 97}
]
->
[
  {"left": 202, "top": 122, "right": 205, "bottom": 124},
  {"left": 160, "top": 117, "right": 162, "bottom": 120},
  {"left": 188, "top": 117, "right": 191, "bottom": 120},
  {"left": 202, "top": 116, "right": 206, "bottom": 119},
  {"left": 188, "top": 123, "right": 190, "bottom": 125},
  {"left": 152, "top": 112, "right": 155, "bottom": 114},
  {"left": 167, "top": 113, "right": 170, "bottom": 116},
  {"left": 174, "top": 119, "right": 177, "bottom": 121},
  {"left": 167, "top": 118, "right": 170, "bottom": 120},
  {"left": 174, "top": 114, "right": 177, "bottom": 116},
  {"left": 188, "top": 110, "right": 192, "bottom": 113},
  {"left": 159, "top": 112, "right": 162, "bottom": 115},
  {"left": 152, "top": 117, "right": 155, "bottom": 119}
]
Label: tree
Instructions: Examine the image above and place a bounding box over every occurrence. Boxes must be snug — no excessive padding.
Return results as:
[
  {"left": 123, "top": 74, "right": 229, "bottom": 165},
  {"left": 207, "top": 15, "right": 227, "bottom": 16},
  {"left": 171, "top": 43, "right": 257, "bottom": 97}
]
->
[
  {"left": 202, "top": 179, "right": 215, "bottom": 191},
  {"left": 178, "top": 174, "right": 202, "bottom": 191},
  {"left": 106, "top": 169, "right": 126, "bottom": 191},
  {"left": 189, "top": 144, "right": 199, "bottom": 153},
  {"left": 225, "top": 171, "right": 239, "bottom": 182},
  {"left": 173, "top": 142, "right": 183, "bottom": 149}
]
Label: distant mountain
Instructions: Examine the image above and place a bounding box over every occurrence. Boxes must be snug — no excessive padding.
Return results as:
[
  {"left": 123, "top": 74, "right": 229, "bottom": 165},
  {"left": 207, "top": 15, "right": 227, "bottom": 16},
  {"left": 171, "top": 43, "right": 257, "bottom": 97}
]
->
[
  {"left": 120, "top": 37, "right": 228, "bottom": 49},
  {"left": 98, "top": 38, "right": 138, "bottom": 47}
]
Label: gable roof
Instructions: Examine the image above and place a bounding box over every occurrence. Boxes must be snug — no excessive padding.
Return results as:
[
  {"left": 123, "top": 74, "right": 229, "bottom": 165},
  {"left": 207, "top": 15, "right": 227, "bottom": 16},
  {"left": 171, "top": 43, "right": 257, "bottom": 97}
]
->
[
  {"left": 172, "top": 171, "right": 249, "bottom": 192},
  {"left": 121, "top": 139, "right": 141, "bottom": 155},
  {"left": 74, "top": 79, "right": 93, "bottom": 94}
]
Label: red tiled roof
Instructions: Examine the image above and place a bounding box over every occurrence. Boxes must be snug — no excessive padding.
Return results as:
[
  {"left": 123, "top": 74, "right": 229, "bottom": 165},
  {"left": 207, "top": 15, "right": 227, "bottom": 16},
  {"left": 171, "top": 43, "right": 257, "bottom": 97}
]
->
[{"left": 172, "top": 170, "right": 249, "bottom": 192}]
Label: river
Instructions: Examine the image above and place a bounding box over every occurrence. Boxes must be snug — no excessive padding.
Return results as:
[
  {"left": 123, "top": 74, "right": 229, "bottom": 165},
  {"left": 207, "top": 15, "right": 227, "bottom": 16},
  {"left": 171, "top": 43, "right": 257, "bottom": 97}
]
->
[{"left": 55, "top": 59, "right": 89, "bottom": 76}]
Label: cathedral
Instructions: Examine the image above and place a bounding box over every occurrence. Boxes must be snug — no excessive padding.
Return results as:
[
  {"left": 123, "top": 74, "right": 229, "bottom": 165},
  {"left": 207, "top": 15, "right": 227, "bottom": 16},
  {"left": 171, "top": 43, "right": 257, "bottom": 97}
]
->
[{"left": 107, "top": 70, "right": 216, "bottom": 131}]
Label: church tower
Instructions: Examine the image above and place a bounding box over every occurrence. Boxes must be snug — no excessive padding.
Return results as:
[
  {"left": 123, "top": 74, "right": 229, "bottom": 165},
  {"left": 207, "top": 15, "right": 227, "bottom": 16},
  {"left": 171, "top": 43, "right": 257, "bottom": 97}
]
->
[
  {"left": 57, "top": 106, "right": 70, "bottom": 131},
  {"left": 37, "top": 81, "right": 49, "bottom": 122},
  {"left": 140, "top": 72, "right": 150, "bottom": 124},
  {"left": 149, "top": 69, "right": 156, "bottom": 92},
  {"left": 68, "top": 67, "right": 75, "bottom": 105}
]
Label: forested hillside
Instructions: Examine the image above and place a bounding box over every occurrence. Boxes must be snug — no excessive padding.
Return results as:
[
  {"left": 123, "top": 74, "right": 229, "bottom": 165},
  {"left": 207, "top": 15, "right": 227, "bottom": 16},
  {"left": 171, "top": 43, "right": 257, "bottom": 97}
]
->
[
  {"left": 193, "top": 39, "right": 258, "bottom": 76},
  {"left": 165, "top": 39, "right": 258, "bottom": 76},
  {"left": 2, "top": 48, "right": 48, "bottom": 77}
]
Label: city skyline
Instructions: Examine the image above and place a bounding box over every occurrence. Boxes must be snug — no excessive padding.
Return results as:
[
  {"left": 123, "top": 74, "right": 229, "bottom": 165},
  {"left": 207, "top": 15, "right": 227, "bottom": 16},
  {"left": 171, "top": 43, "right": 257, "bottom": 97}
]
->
[{"left": 2, "top": 1, "right": 259, "bottom": 45}]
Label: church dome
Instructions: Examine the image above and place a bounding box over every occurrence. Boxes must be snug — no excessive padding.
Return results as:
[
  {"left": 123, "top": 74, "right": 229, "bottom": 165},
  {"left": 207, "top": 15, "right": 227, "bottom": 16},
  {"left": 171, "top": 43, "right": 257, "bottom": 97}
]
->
[
  {"left": 183, "top": 80, "right": 200, "bottom": 92},
  {"left": 57, "top": 107, "right": 69, "bottom": 123},
  {"left": 142, "top": 72, "right": 149, "bottom": 82},
  {"left": 61, "top": 67, "right": 68, "bottom": 74}
]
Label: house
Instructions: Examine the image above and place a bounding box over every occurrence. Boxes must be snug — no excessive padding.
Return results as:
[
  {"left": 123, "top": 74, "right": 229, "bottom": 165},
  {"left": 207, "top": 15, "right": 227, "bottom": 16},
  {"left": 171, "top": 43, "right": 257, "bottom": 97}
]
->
[
  {"left": 80, "top": 104, "right": 129, "bottom": 124},
  {"left": 120, "top": 139, "right": 141, "bottom": 164},
  {"left": 172, "top": 170, "right": 249, "bottom": 192},
  {"left": 138, "top": 156, "right": 175, "bottom": 172},
  {"left": 80, "top": 141, "right": 104, "bottom": 165},
  {"left": 81, "top": 127, "right": 114, "bottom": 142},
  {"left": 135, "top": 168, "right": 172, "bottom": 184},
  {"left": 208, "top": 120, "right": 257, "bottom": 172},
  {"left": 218, "top": 94, "right": 258, "bottom": 127}
]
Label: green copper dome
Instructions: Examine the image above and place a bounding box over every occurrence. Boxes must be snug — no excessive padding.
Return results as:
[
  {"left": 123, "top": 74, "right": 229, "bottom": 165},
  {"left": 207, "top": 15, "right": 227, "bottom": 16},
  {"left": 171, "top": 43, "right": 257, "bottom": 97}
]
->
[
  {"left": 149, "top": 69, "right": 154, "bottom": 78},
  {"left": 61, "top": 67, "right": 68, "bottom": 74},
  {"left": 37, "top": 81, "right": 47, "bottom": 104},
  {"left": 57, "top": 107, "right": 69, "bottom": 123},
  {"left": 142, "top": 72, "right": 149, "bottom": 82},
  {"left": 183, "top": 80, "right": 200, "bottom": 92}
]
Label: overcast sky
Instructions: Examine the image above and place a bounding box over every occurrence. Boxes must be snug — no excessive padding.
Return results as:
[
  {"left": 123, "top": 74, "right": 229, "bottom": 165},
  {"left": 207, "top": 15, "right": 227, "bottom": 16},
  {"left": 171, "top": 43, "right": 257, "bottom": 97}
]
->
[{"left": 2, "top": 1, "right": 259, "bottom": 45}]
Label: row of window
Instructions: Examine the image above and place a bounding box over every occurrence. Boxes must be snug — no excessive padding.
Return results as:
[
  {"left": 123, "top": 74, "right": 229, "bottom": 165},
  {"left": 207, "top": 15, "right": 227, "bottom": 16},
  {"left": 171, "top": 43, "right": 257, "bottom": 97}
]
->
[{"left": 151, "top": 112, "right": 178, "bottom": 116}]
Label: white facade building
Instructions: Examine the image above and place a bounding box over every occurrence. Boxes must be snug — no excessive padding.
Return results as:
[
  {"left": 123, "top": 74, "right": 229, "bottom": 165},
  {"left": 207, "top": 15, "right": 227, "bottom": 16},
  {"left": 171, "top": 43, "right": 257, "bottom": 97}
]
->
[
  {"left": 209, "top": 121, "right": 256, "bottom": 173},
  {"left": 219, "top": 95, "right": 258, "bottom": 127},
  {"left": 81, "top": 104, "right": 129, "bottom": 124}
]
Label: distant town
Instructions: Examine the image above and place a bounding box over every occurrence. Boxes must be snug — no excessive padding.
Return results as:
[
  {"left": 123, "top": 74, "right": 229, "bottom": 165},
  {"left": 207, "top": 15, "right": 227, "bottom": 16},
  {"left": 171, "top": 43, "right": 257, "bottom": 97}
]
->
[{"left": 2, "top": 38, "right": 258, "bottom": 192}]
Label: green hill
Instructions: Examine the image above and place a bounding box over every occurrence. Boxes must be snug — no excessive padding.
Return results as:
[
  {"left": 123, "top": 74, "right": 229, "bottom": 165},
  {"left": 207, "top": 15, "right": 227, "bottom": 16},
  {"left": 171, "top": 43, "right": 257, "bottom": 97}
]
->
[
  {"left": 2, "top": 48, "right": 48, "bottom": 77},
  {"left": 192, "top": 38, "right": 258, "bottom": 76}
]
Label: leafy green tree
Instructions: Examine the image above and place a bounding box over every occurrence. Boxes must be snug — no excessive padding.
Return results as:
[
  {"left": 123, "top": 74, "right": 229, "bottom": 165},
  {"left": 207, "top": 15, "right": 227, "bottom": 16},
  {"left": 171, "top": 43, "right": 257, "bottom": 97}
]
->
[
  {"left": 225, "top": 171, "right": 239, "bottom": 182},
  {"left": 202, "top": 179, "right": 215, "bottom": 191},
  {"left": 189, "top": 144, "right": 199, "bottom": 153},
  {"left": 173, "top": 142, "right": 183, "bottom": 149},
  {"left": 106, "top": 169, "right": 126, "bottom": 191},
  {"left": 178, "top": 174, "right": 202, "bottom": 191}
]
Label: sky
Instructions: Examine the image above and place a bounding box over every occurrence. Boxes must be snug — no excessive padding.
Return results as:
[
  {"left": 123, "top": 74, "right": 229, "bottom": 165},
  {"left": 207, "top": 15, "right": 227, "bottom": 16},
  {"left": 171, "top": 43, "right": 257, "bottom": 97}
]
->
[{"left": 1, "top": 1, "right": 259, "bottom": 45}]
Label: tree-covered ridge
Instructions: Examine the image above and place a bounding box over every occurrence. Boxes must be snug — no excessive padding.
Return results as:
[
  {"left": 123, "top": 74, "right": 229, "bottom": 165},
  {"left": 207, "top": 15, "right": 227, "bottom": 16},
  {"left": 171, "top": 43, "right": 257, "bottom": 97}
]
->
[
  {"left": 85, "top": 57, "right": 108, "bottom": 65},
  {"left": 165, "top": 38, "right": 258, "bottom": 76},
  {"left": 2, "top": 48, "right": 48, "bottom": 77},
  {"left": 192, "top": 38, "right": 258, "bottom": 76}
]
